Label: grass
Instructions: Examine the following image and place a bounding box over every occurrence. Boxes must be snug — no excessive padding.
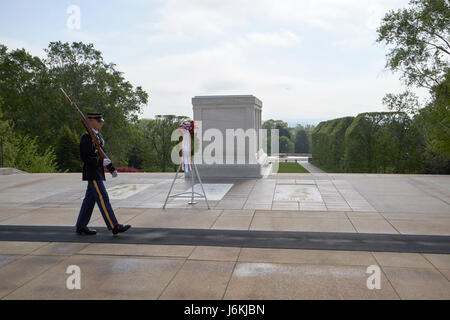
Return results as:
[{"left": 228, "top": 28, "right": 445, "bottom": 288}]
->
[{"left": 275, "top": 162, "right": 310, "bottom": 173}]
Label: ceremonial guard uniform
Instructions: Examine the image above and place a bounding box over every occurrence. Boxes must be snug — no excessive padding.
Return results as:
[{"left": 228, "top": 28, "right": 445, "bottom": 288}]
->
[{"left": 76, "top": 112, "right": 131, "bottom": 235}]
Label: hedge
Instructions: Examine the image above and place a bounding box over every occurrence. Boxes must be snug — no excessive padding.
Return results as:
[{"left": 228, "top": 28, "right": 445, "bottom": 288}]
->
[
  {"left": 312, "top": 116, "right": 354, "bottom": 172},
  {"left": 312, "top": 112, "right": 423, "bottom": 173}
]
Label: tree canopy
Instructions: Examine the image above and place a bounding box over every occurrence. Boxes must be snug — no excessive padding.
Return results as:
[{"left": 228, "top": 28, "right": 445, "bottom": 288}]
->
[
  {"left": 376, "top": 0, "right": 449, "bottom": 89},
  {"left": 0, "top": 41, "right": 149, "bottom": 170},
  {"left": 377, "top": 0, "right": 449, "bottom": 172}
]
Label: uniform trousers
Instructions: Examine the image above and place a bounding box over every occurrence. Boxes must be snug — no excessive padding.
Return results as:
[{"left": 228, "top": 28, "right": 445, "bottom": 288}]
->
[{"left": 76, "top": 180, "right": 118, "bottom": 230}]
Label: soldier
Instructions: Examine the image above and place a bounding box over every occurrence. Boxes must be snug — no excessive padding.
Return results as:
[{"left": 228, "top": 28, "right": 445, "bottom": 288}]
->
[{"left": 75, "top": 112, "right": 131, "bottom": 235}]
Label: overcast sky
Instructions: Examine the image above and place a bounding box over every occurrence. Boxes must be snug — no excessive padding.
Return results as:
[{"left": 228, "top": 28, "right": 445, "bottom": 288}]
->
[{"left": 1, "top": 0, "right": 427, "bottom": 125}]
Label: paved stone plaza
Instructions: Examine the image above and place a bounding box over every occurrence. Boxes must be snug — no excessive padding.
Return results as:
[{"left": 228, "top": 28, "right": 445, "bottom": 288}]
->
[{"left": 0, "top": 170, "right": 449, "bottom": 299}]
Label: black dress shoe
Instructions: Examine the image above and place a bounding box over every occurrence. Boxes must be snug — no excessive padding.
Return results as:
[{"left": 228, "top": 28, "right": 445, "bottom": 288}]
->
[
  {"left": 112, "top": 224, "right": 131, "bottom": 235},
  {"left": 76, "top": 226, "right": 97, "bottom": 235}
]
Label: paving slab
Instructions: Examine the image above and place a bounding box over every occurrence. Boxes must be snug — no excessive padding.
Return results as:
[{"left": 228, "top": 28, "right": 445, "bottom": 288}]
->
[
  {"left": 224, "top": 262, "right": 398, "bottom": 299},
  {"left": 0, "top": 211, "right": 92, "bottom": 226},
  {"left": 0, "top": 241, "right": 49, "bottom": 255},
  {"left": 366, "top": 195, "right": 450, "bottom": 214},
  {"left": 274, "top": 185, "right": 323, "bottom": 202},
  {"left": 125, "top": 209, "right": 222, "bottom": 229},
  {"left": 182, "top": 184, "right": 234, "bottom": 201},
  {"left": 243, "top": 202, "right": 272, "bottom": 210},
  {"left": 211, "top": 215, "right": 253, "bottom": 230},
  {"left": 271, "top": 201, "right": 299, "bottom": 210},
  {"left": 214, "top": 199, "right": 247, "bottom": 210},
  {"left": 220, "top": 209, "right": 254, "bottom": 217},
  {"left": 30, "top": 242, "right": 90, "bottom": 256},
  {"left": 89, "top": 209, "right": 141, "bottom": 227},
  {"left": 159, "top": 260, "right": 235, "bottom": 300},
  {"left": 189, "top": 246, "right": 241, "bottom": 262},
  {"left": 3, "top": 255, "right": 185, "bottom": 300},
  {"left": 0, "top": 207, "right": 37, "bottom": 222},
  {"left": 238, "top": 248, "right": 377, "bottom": 266},
  {"left": 0, "top": 255, "right": 21, "bottom": 268},
  {"left": 0, "top": 255, "right": 65, "bottom": 298},
  {"left": 346, "top": 211, "right": 385, "bottom": 219},
  {"left": 381, "top": 212, "right": 450, "bottom": 220},
  {"left": 372, "top": 252, "right": 435, "bottom": 269},
  {"left": 254, "top": 210, "right": 347, "bottom": 219},
  {"left": 107, "top": 184, "right": 154, "bottom": 200},
  {"left": 78, "top": 243, "right": 195, "bottom": 258},
  {"left": 439, "top": 269, "right": 450, "bottom": 281},
  {"left": 382, "top": 267, "right": 450, "bottom": 299},
  {"left": 249, "top": 216, "right": 356, "bottom": 233},
  {"left": 349, "top": 218, "right": 399, "bottom": 234},
  {"left": 423, "top": 253, "right": 450, "bottom": 271},
  {"left": 300, "top": 202, "right": 328, "bottom": 211},
  {"left": 409, "top": 176, "right": 450, "bottom": 204},
  {"left": 387, "top": 219, "right": 450, "bottom": 236}
]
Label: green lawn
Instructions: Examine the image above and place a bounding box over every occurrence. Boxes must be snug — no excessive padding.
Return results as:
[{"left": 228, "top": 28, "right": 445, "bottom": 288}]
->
[{"left": 275, "top": 162, "right": 309, "bottom": 173}]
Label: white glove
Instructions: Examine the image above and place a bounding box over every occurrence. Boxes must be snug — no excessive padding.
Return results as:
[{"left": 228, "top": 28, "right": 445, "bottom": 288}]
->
[
  {"left": 103, "top": 158, "right": 112, "bottom": 166},
  {"left": 112, "top": 170, "right": 118, "bottom": 178}
]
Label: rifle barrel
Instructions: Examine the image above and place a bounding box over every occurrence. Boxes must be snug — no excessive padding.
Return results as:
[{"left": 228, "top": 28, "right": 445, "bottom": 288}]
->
[{"left": 60, "top": 87, "right": 109, "bottom": 160}]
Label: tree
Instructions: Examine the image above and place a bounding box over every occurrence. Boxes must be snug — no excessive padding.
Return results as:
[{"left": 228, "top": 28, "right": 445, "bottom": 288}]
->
[
  {"left": 263, "top": 119, "right": 292, "bottom": 138},
  {"left": 311, "top": 117, "right": 354, "bottom": 172},
  {"left": 344, "top": 112, "right": 422, "bottom": 173},
  {"left": 376, "top": 0, "right": 449, "bottom": 89},
  {"left": 262, "top": 119, "right": 295, "bottom": 154},
  {"left": 0, "top": 44, "right": 50, "bottom": 140},
  {"left": 54, "top": 125, "right": 82, "bottom": 172},
  {"left": 382, "top": 90, "right": 421, "bottom": 115},
  {"left": 295, "top": 123, "right": 315, "bottom": 152},
  {"left": 3, "top": 133, "right": 58, "bottom": 173},
  {"left": 279, "top": 136, "right": 294, "bottom": 154},
  {"left": 0, "top": 97, "right": 9, "bottom": 136},
  {"left": 0, "top": 108, "right": 58, "bottom": 173},
  {"left": 377, "top": 0, "right": 449, "bottom": 173},
  {"left": 126, "top": 122, "right": 159, "bottom": 171},
  {"left": 0, "top": 100, "right": 10, "bottom": 167},
  {"left": 418, "top": 70, "right": 450, "bottom": 157},
  {"left": 141, "top": 115, "right": 189, "bottom": 172},
  {"left": 294, "top": 129, "right": 309, "bottom": 153},
  {"left": 0, "top": 42, "right": 149, "bottom": 166}
]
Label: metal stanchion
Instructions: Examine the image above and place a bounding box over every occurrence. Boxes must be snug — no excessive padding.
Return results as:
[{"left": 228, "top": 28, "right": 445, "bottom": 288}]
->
[{"left": 163, "top": 157, "right": 210, "bottom": 209}]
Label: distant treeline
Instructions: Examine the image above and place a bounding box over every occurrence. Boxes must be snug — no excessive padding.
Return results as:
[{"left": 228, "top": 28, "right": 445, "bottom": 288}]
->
[
  {"left": 312, "top": 112, "right": 449, "bottom": 174},
  {"left": 262, "top": 119, "right": 314, "bottom": 154}
]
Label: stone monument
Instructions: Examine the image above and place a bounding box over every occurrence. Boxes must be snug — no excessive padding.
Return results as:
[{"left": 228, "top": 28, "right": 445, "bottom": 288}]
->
[{"left": 186, "top": 95, "right": 268, "bottom": 179}]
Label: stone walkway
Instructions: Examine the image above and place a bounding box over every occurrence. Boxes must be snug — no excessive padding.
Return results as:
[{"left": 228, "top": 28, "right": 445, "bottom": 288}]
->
[
  {"left": 298, "top": 160, "right": 326, "bottom": 173},
  {"left": 0, "top": 172, "right": 449, "bottom": 299},
  {"left": 1, "top": 240, "right": 449, "bottom": 299}
]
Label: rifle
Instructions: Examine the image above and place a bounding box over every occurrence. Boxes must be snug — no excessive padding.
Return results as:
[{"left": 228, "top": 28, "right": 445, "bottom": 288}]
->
[{"left": 60, "top": 88, "right": 108, "bottom": 159}]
